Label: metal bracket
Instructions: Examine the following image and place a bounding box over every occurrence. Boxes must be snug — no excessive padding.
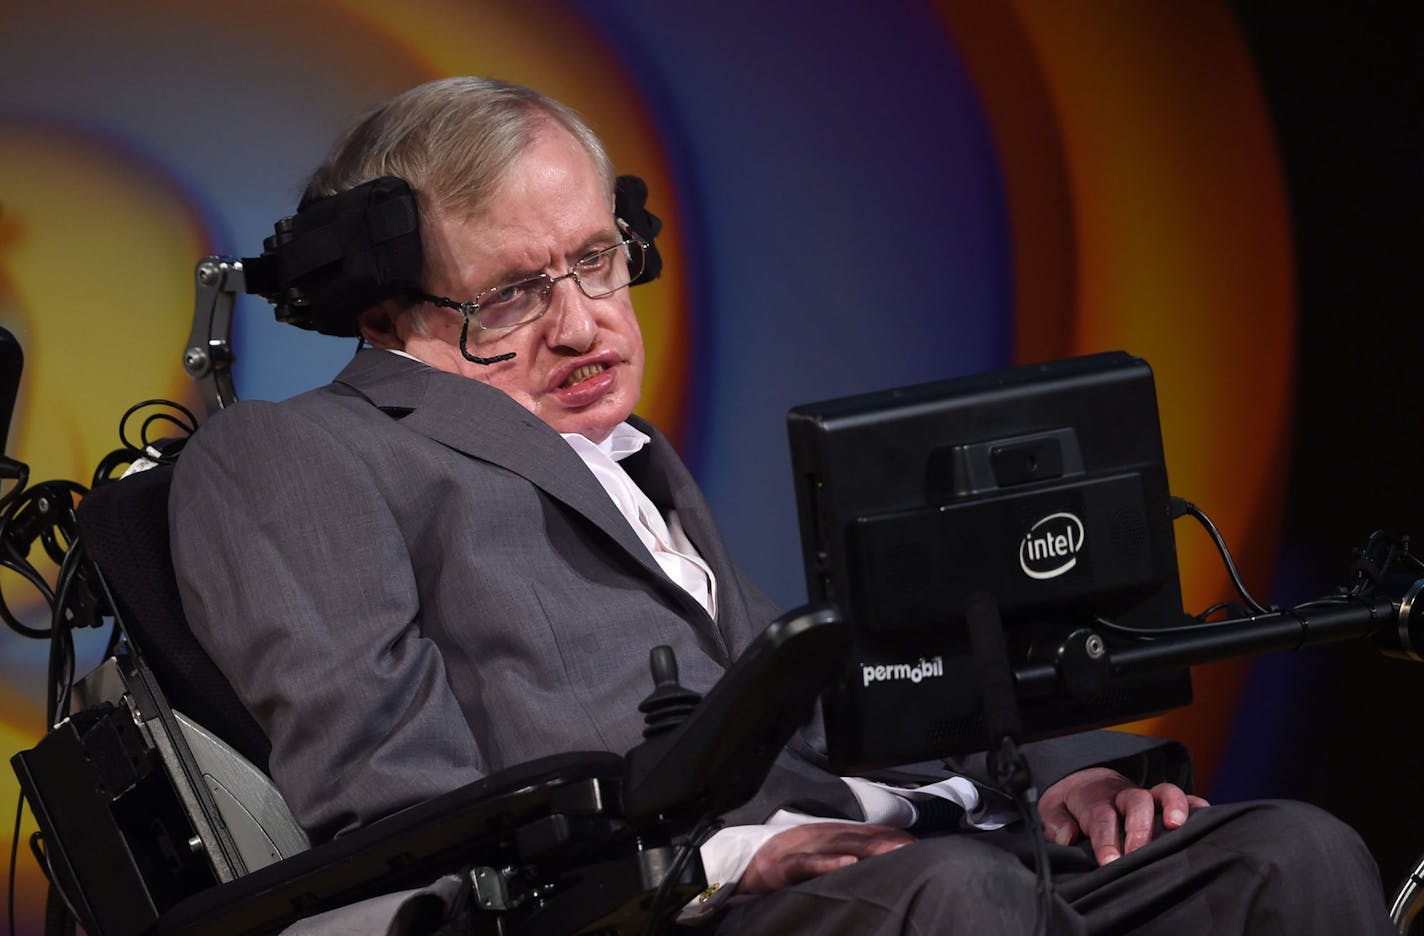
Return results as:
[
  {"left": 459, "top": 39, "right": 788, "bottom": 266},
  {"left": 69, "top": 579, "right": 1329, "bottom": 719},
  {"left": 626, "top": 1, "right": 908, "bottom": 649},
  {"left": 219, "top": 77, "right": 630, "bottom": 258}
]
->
[
  {"left": 470, "top": 865, "right": 519, "bottom": 912},
  {"left": 184, "top": 257, "right": 244, "bottom": 416}
]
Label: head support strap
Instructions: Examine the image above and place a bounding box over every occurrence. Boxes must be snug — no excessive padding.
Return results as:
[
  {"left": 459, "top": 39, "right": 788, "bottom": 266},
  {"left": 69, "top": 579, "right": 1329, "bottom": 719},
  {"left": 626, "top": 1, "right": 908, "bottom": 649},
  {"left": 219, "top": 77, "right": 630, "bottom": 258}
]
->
[{"left": 242, "top": 174, "right": 664, "bottom": 337}]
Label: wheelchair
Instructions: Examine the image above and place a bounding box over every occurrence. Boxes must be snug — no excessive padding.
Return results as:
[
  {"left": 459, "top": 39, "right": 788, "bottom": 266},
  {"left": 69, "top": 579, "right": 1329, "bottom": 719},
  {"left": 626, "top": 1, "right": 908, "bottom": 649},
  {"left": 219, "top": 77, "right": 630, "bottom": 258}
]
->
[{"left": 8, "top": 239, "right": 1424, "bottom": 932}]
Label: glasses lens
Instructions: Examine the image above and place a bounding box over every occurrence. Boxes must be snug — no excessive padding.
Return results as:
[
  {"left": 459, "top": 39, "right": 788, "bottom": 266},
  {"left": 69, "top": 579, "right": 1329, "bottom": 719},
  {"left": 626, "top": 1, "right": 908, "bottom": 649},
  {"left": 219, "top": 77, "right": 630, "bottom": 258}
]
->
[
  {"left": 622, "top": 237, "right": 646, "bottom": 286},
  {"left": 574, "top": 242, "right": 636, "bottom": 299},
  {"left": 476, "top": 277, "right": 549, "bottom": 329}
]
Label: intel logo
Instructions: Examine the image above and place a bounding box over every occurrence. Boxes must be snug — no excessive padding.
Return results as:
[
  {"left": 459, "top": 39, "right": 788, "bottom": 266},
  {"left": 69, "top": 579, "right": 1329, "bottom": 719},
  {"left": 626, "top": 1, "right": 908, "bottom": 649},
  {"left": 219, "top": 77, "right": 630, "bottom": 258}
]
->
[{"left": 1019, "top": 512, "right": 1084, "bottom": 580}]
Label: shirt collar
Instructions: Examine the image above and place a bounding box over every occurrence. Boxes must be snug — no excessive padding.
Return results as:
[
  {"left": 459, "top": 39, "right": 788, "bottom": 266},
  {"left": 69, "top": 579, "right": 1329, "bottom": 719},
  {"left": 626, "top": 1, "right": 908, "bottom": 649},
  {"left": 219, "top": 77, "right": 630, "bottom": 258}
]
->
[
  {"left": 563, "top": 421, "right": 651, "bottom": 463},
  {"left": 387, "top": 348, "right": 426, "bottom": 365}
]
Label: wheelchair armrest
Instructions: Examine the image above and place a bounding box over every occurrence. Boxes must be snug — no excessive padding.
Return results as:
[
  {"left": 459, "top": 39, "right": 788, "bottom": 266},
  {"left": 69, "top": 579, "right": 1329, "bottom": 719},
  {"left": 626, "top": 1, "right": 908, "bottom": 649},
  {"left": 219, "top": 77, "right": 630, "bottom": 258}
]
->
[
  {"left": 621, "top": 604, "right": 847, "bottom": 827},
  {"left": 159, "top": 751, "right": 626, "bottom": 934}
]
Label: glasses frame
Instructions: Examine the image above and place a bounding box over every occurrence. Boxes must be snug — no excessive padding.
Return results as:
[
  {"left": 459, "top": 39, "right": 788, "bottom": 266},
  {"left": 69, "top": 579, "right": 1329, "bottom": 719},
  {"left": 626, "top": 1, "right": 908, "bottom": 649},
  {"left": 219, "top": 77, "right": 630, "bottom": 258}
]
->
[{"left": 419, "top": 218, "right": 647, "bottom": 334}]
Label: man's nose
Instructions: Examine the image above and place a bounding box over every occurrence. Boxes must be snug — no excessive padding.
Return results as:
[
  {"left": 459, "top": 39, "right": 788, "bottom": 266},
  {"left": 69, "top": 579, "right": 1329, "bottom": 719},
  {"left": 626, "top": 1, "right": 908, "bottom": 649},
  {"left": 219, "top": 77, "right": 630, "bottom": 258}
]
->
[{"left": 545, "top": 275, "right": 597, "bottom": 352}]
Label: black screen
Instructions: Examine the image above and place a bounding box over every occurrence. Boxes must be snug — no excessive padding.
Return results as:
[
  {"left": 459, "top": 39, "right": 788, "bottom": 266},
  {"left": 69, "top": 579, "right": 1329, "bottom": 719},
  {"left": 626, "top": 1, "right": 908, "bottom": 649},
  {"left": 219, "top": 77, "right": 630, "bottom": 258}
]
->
[{"left": 788, "top": 351, "right": 1192, "bottom": 770}]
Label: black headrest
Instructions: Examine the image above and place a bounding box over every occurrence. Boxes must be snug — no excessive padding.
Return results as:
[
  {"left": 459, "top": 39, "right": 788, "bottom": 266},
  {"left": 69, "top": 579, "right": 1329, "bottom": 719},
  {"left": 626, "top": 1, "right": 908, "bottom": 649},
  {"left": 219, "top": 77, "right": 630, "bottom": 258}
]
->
[{"left": 242, "top": 174, "right": 664, "bottom": 338}]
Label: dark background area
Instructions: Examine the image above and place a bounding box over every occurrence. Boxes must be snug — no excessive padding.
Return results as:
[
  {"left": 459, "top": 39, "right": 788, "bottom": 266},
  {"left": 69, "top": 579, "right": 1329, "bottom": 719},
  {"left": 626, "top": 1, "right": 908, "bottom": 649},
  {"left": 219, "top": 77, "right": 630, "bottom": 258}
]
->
[{"left": 1227, "top": 2, "right": 1423, "bottom": 886}]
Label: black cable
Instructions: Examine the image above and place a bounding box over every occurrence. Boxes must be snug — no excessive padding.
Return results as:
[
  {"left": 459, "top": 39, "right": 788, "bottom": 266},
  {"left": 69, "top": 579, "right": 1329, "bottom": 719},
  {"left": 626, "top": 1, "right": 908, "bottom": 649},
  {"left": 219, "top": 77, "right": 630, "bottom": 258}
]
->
[
  {"left": 41, "top": 534, "right": 80, "bottom": 728},
  {"left": 0, "top": 559, "right": 49, "bottom": 638},
  {"left": 43, "top": 885, "right": 73, "bottom": 936},
  {"left": 48, "top": 541, "right": 88, "bottom": 724},
  {"left": 1, "top": 481, "right": 86, "bottom": 571},
  {"left": 45, "top": 627, "right": 71, "bottom": 730},
  {"left": 1096, "top": 526, "right": 1424, "bottom": 640},
  {"left": 44, "top": 598, "right": 74, "bottom": 731},
  {"left": 644, "top": 818, "right": 722, "bottom": 936},
  {"left": 136, "top": 411, "right": 195, "bottom": 447},
  {"left": 90, "top": 448, "right": 138, "bottom": 487},
  {"left": 8, "top": 791, "right": 21, "bottom": 936},
  {"left": 1290, "top": 595, "right": 1354, "bottom": 610},
  {"left": 1193, "top": 601, "right": 1241, "bottom": 622},
  {"left": 117, "top": 399, "right": 197, "bottom": 454},
  {"left": 38, "top": 522, "right": 71, "bottom": 567},
  {"left": 1096, "top": 596, "right": 1355, "bottom": 639},
  {"left": 1169, "top": 497, "right": 1272, "bottom": 615},
  {"left": 4, "top": 480, "right": 87, "bottom": 521},
  {"left": 0, "top": 549, "right": 54, "bottom": 637},
  {"left": 0, "top": 461, "right": 28, "bottom": 517},
  {"left": 26, "top": 834, "right": 46, "bottom": 888},
  {"left": 0, "top": 479, "right": 83, "bottom": 632},
  {"left": 0, "top": 542, "right": 53, "bottom": 603},
  {"left": 86, "top": 399, "right": 199, "bottom": 485},
  {"left": 1014, "top": 791, "right": 1053, "bottom": 936},
  {"left": 1094, "top": 613, "right": 1266, "bottom": 639}
]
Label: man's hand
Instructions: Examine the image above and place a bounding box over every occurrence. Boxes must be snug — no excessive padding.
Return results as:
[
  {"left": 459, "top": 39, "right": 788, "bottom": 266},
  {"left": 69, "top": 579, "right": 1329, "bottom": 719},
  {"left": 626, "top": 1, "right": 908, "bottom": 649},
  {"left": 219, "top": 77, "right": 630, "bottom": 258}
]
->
[
  {"left": 739, "top": 822, "right": 915, "bottom": 895},
  {"left": 1038, "top": 767, "right": 1210, "bottom": 866}
]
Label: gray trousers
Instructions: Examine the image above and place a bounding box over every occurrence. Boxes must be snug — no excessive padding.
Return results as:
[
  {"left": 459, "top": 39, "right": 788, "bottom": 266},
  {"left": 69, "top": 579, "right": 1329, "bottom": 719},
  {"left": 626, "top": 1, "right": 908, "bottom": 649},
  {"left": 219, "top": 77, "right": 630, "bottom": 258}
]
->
[{"left": 711, "top": 800, "right": 1395, "bottom": 935}]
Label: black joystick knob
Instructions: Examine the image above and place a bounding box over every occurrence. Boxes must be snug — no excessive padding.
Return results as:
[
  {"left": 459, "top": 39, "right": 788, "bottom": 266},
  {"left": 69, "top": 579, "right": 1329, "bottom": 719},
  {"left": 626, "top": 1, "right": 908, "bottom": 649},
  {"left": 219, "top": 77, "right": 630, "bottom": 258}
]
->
[{"left": 637, "top": 645, "right": 702, "bottom": 739}]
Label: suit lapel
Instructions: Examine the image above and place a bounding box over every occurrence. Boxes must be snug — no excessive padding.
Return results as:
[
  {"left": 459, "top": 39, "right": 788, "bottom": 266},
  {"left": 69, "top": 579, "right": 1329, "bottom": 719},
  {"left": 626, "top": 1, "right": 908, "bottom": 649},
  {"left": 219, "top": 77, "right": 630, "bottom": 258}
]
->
[{"left": 331, "top": 352, "right": 692, "bottom": 610}]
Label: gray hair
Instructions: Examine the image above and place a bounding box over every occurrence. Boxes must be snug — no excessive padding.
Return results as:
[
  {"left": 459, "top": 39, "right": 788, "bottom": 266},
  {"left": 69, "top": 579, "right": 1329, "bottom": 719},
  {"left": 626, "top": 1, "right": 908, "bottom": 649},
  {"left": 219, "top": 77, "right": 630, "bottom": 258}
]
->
[{"left": 305, "top": 77, "right": 616, "bottom": 334}]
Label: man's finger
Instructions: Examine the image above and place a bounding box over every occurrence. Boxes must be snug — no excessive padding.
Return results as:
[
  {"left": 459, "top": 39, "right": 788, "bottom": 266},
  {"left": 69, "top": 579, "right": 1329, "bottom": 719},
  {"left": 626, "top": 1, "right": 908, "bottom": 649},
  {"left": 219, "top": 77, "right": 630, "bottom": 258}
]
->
[
  {"left": 1150, "top": 783, "right": 1211, "bottom": 829},
  {"left": 1083, "top": 801, "right": 1123, "bottom": 865},
  {"left": 781, "top": 852, "right": 858, "bottom": 886},
  {"left": 1117, "top": 786, "right": 1156, "bottom": 854},
  {"left": 742, "top": 823, "right": 914, "bottom": 893},
  {"left": 1038, "top": 795, "right": 1081, "bottom": 846},
  {"left": 1043, "top": 815, "right": 1081, "bottom": 847},
  {"left": 816, "top": 825, "right": 915, "bottom": 858},
  {"left": 1152, "top": 782, "right": 1191, "bottom": 829}
]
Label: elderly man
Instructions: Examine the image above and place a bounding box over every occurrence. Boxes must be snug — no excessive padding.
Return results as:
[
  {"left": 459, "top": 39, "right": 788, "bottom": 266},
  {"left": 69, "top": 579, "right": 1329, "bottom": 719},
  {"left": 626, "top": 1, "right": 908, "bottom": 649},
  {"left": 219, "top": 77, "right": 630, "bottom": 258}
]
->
[{"left": 170, "top": 76, "right": 1393, "bottom": 933}]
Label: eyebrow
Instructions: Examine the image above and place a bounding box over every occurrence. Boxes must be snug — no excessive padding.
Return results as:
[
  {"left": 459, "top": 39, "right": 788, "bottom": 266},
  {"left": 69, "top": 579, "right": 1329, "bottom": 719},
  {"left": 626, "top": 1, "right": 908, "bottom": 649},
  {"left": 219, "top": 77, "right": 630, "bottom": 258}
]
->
[{"left": 484, "top": 227, "right": 621, "bottom": 288}]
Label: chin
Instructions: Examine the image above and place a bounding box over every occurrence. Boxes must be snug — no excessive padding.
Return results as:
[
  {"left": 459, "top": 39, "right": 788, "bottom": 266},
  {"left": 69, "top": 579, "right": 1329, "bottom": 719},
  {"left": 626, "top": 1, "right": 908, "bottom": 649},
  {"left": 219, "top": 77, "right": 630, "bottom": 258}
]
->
[{"left": 570, "top": 405, "right": 637, "bottom": 443}]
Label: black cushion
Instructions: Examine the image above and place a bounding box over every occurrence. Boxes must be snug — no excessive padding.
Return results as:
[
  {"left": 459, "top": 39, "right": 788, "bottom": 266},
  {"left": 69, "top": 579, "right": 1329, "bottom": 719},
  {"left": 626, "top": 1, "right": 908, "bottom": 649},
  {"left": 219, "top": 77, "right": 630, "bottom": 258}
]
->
[{"left": 76, "top": 465, "right": 272, "bottom": 771}]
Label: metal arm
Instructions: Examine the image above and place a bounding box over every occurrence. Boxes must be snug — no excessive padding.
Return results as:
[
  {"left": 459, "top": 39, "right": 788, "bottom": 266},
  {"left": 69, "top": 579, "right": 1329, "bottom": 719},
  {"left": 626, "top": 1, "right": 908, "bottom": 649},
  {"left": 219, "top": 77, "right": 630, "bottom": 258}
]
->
[{"left": 183, "top": 257, "right": 243, "bottom": 416}]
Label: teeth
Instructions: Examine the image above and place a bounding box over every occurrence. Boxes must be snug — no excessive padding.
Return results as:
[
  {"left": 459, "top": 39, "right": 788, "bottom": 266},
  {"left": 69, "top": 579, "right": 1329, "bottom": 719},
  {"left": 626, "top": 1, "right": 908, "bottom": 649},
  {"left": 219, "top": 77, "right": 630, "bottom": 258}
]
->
[{"left": 563, "top": 363, "right": 606, "bottom": 388}]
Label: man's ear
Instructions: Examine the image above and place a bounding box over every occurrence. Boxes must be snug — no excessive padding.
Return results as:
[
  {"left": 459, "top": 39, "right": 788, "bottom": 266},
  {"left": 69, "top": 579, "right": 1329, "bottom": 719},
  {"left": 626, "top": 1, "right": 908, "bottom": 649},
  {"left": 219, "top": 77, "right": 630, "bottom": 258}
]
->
[{"left": 357, "top": 299, "right": 407, "bottom": 350}]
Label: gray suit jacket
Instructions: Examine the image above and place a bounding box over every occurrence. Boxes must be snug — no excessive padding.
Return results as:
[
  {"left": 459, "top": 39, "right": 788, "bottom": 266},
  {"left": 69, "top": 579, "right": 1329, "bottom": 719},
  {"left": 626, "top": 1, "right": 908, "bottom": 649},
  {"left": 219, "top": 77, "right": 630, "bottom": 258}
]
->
[{"left": 171, "top": 350, "right": 1185, "bottom": 844}]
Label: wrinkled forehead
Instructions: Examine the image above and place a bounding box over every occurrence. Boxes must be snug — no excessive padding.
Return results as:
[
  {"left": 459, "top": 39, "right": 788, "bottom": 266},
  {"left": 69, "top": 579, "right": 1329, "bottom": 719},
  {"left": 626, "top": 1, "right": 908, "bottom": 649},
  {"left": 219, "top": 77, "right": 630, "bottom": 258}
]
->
[
  {"left": 423, "top": 133, "right": 619, "bottom": 291},
  {"left": 425, "top": 118, "right": 615, "bottom": 221}
]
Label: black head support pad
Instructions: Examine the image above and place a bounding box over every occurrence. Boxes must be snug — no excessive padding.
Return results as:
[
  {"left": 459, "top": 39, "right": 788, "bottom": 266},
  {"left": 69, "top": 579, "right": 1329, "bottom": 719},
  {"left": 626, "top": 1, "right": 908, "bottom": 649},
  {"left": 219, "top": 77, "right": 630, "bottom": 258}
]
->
[
  {"left": 242, "top": 176, "right": 421, "bottom": 337},
  {"left": 614, "top": 174, "right": 663, "bottom": 284},
  {"left": 242, "top": 175, "right": 664, "bottom": 337}
]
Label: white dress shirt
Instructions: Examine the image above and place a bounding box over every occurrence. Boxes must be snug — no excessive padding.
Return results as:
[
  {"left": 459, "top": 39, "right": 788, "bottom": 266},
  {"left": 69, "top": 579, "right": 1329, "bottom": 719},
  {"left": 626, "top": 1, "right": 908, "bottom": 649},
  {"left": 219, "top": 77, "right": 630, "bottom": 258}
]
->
[{"left": 561, "top": 423, "right": 717, "bottom": 619}]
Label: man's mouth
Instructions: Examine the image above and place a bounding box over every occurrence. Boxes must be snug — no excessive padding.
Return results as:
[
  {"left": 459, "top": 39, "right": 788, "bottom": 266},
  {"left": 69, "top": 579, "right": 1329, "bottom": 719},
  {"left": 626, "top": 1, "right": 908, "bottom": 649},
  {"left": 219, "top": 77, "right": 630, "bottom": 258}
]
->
[{"left": 562, "top": 363, "right": 608, "bottom": 389}]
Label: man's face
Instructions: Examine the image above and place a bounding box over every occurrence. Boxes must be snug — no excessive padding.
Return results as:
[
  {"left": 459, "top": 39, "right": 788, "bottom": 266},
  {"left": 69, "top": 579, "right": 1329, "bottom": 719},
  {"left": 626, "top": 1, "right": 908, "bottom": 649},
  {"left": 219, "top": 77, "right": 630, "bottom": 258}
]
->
[{"left": 401, "top": 125, "right": 644, "bottom": 443}]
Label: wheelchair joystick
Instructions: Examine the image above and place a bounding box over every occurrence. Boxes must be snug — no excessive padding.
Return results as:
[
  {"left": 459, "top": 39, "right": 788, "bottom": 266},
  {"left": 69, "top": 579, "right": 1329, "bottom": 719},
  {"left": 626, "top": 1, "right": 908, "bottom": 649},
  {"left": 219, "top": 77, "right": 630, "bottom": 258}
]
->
[{"left": 637, "top": 645, "right": 702, "bottom": 739}]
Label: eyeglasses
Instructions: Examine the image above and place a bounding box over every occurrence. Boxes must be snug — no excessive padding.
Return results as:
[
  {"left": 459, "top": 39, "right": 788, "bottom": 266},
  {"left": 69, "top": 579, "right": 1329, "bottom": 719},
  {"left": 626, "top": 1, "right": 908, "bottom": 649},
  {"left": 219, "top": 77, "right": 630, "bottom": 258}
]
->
[{"left": 419, "top": 219, "right": 647, "bottom": 332}]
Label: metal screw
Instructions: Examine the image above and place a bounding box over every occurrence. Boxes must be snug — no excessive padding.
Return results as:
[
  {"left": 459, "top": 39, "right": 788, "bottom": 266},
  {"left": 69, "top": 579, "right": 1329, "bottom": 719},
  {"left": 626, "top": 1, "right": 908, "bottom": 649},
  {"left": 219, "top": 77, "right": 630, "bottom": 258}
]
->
[
  {"left": 184, "top": 347, "right": 209, "bottom": 373},
  {"left": 197, "top": 262, "right": 220, "bottom": 286},
  {"left": 1085, "top": 634, "right": 1106, "bottom": 659}
]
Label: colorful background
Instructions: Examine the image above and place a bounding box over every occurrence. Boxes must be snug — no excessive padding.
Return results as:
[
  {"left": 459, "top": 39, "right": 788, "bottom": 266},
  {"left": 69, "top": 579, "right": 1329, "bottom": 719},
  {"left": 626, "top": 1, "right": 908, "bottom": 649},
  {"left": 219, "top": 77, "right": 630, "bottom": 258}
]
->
[{"left": 1, "top": 2, "right": 1418, "bottom": 930}]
